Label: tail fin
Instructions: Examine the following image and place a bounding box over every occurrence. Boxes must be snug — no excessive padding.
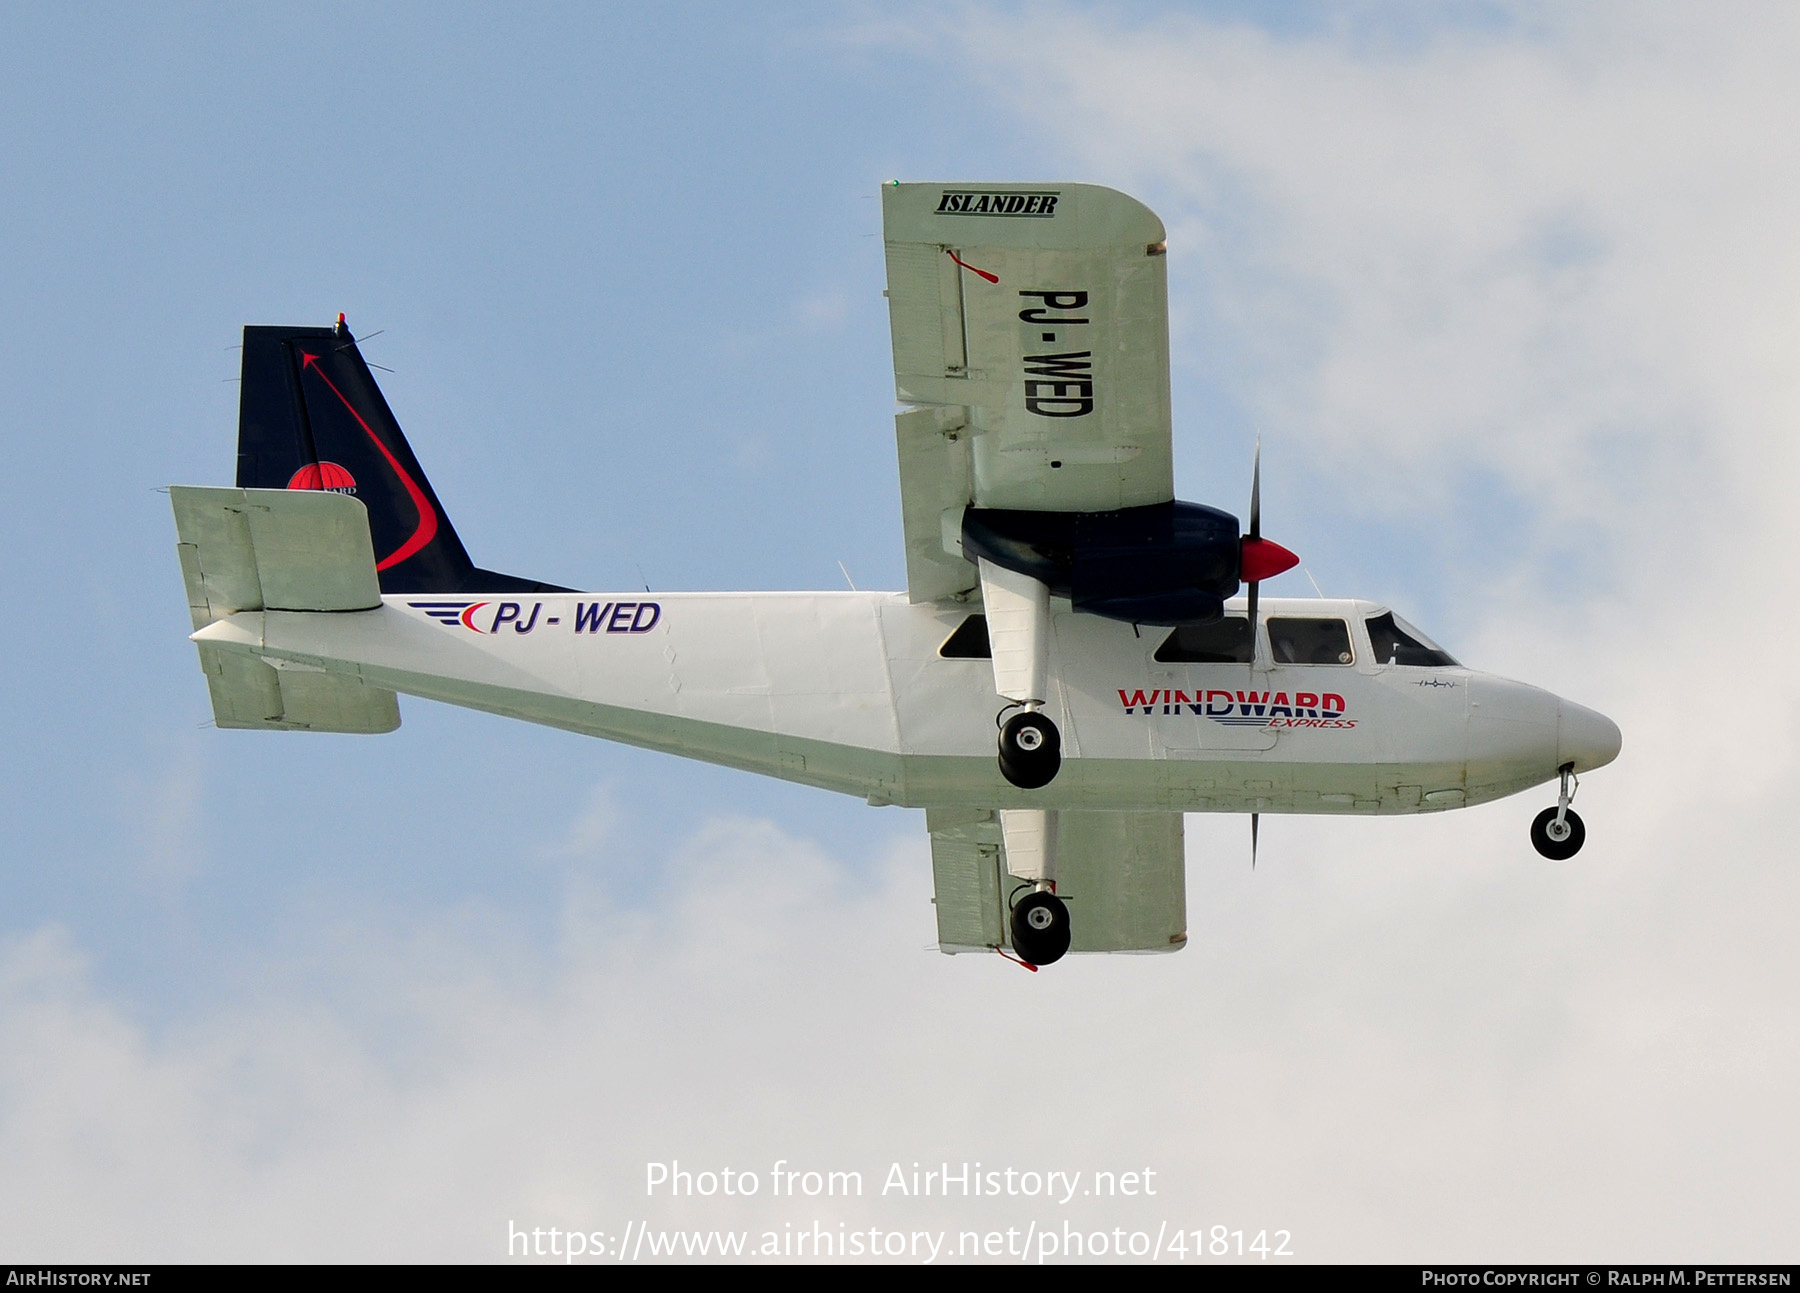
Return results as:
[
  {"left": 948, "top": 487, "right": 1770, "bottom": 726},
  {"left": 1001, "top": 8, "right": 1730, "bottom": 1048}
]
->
[{"left": 235, "top": 316, "right": 568, "bottom": 594}]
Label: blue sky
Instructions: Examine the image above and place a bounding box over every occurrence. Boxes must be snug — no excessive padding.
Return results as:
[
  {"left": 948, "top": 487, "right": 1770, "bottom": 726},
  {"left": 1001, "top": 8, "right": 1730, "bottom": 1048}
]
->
[{"left": 2, "top": 1, "right": 1796, "bottom": 1263}]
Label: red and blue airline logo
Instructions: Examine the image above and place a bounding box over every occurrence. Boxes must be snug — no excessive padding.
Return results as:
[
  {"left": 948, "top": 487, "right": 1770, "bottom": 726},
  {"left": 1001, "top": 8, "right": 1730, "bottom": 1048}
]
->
[
  {"left": 1118, "top": 688, "right": 1356, "bottom": 729},
  {"left": 408, "top": 600, "right": 661, "bottom": 635}
]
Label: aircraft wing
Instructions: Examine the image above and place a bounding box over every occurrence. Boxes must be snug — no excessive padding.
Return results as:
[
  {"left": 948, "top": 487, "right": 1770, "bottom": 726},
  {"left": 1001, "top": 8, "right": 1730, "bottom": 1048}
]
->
[
  {"left": 884, "top": 182, "right": 1174, "bottom": 602},
  {"left": 927, "top": 808, "right": 1187, "bottom": 955}
]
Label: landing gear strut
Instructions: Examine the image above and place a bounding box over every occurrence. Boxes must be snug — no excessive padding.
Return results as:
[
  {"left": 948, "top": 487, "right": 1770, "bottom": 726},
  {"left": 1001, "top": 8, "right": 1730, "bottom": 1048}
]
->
[
  {"left": 999, "top": 709, "right": 1061, "bottom": 789},
  {"left": 977, "top": 556, "right": 1063, "bottom": 790},
  {"left": 998, "top": 810, "right": 1068, "bottom": 965},
  {"left": 1530, "top": 763, "right": 1585, "bottom": 860}
]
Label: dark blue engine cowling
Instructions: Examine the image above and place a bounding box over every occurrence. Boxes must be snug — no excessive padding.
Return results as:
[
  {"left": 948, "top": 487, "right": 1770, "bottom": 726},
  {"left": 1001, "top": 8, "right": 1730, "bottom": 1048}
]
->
[{"left": 961, "top": 501, "right": 1242, "bottom": 626}]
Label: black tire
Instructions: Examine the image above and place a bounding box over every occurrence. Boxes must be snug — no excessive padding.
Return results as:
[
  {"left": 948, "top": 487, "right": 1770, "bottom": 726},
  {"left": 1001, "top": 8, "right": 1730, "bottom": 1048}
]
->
[
  {"left": 1010, "top": 890, "right": 1071, "bottom": 966},
  {"left": 998, "top": 712, "right": 1061, "bottom": 789},
  {"left": 1530, "top": 806, "right": 1585, "bottom": 860}
]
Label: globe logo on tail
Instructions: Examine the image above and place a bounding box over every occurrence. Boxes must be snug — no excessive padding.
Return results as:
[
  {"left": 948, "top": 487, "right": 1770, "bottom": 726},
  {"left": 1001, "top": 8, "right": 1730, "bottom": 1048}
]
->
[{"left": 286, "top": 461, "right": 357, "bottom": 493}]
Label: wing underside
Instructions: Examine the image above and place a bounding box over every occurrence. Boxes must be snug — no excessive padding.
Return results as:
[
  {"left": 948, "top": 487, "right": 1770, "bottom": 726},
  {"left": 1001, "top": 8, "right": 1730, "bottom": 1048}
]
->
[
  {"left": 927, "top": 808, "right": 1187, "bottom": 955},
  {"left": 884, "top": 182, "right": 1175, "bottom": 603}
]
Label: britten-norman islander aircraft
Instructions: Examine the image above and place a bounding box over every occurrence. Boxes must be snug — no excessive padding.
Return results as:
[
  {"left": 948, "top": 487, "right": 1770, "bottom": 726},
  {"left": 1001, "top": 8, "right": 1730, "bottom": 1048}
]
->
[{"left": 170, "top": 182, "right": 1621, "bottom": 968}]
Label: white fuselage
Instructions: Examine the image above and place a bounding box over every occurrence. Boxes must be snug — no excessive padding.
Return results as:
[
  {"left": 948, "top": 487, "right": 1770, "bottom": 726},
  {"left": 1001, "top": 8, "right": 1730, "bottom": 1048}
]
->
[{"left": 192, "top": 593, "right": 1618, "bottom": 815}]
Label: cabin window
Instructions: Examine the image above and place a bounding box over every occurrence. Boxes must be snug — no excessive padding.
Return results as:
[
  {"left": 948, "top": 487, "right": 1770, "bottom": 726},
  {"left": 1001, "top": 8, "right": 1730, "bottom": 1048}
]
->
[
  {"left": 1154, "top": 617, "right": 1253, "bottom": 663},
  {"left": 1268, "top": 617, "right": 1354, "bottom": 665},
  {"left": 1365, "top": 611, "right": 1459, "bottom": 667},
  {"left": 938, "top": 614, "right": 991, "bottom": 659}
]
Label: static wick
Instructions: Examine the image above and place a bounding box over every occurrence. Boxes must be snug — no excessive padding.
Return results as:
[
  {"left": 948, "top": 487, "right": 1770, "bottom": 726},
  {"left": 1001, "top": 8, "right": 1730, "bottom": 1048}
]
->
[{"left": 946, "top": 250, "right": 998, "bottom": 284}]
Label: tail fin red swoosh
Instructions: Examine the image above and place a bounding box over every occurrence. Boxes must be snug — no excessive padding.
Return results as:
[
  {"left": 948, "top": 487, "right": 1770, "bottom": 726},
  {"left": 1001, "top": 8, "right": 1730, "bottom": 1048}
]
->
[
  {"left": 299, "top": 351, "right": 438, "bottom": 570},
  {"left": 234, "top": 320, "right": 569, "bottom": 593}
]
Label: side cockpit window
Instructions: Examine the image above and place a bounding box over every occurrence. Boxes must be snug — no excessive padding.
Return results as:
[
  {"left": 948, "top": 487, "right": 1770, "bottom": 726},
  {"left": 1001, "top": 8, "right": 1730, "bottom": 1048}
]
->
[
  {"left": 938, "top": 614, "right": 991, "bottom": 659},
  {"left": 1365, "top": 611, "right": 1459, "bottom": 667},
  {"left": 1154, "top": 617, "right": 1253, "bottom": 663},
  {"left": 1269, "top": 617, "right": 1354, "bottom": 665}
]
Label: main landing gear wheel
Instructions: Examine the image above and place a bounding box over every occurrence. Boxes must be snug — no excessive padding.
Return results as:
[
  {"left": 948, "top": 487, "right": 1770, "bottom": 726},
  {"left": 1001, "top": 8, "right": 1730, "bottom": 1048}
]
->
[
  {"left": 998, "top": 711, "right": 1062, "bottom": 789},
  {"left": 1010, "top": 890, "right": 1071, "bottom": 966},
  {"left": 1530, "top": 807, "right": 1585, "bottom": 860}
]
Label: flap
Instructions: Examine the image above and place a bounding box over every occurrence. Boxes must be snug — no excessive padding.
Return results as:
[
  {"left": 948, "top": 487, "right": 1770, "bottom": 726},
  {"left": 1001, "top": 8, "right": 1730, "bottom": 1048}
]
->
[
  {"left": 894, "top": 405, "right": 977, "bottom": 603},
  {"left": 1057, "top": 810, "right": 1188, "bottom": 953},
  {"left": 926, "top": 807, "right": 1005, "bottom": 951}
]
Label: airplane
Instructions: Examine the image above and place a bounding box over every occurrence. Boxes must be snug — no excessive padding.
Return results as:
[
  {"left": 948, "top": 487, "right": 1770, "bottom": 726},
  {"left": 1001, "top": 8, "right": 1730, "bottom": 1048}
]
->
[{"left": 169, "top": 182, "right": 1621, "bottom": 969}]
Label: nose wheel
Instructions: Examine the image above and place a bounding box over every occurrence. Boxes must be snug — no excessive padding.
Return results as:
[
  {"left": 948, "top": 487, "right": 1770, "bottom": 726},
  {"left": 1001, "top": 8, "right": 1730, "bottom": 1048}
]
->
[
  {"left": 1530, "top": 763, "right": 1585, "bottom": 859},
  {"left": 999, "top": 710, "right": 1062, "bottom": 789}
]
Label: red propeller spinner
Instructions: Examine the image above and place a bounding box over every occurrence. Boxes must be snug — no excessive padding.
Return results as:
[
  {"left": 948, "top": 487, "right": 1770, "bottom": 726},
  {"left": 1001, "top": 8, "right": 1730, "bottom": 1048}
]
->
[{"left": 1240, "top": 535, "right": 1299, "bottom": 583}]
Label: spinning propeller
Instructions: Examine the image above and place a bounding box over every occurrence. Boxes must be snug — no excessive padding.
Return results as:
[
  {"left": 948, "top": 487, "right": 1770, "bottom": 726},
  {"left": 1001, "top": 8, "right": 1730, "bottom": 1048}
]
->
[
  {"left": 1237, "top": 439, "right": 1299, "bottom": 871},
  {"left": 1238, "top": 438, "right": 1300, "bottom": 635}
]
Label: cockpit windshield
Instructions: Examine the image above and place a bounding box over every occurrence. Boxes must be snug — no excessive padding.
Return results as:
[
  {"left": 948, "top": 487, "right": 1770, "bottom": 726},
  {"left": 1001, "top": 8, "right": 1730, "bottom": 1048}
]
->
[{"left": 1365, "top": 611, "right": 1459, "bottom": 667}]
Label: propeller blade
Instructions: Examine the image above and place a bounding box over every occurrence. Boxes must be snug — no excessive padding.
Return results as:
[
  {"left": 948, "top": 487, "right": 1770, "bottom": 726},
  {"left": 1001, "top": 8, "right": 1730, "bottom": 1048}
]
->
[
  {"left": 1248, "top": 437, "right": 1262, "bottom": 541},
  {"left": 1247, "top": 438, "right": 1260, "bottom": 666},
  {"left": 1240, "top": 437, "right": 1297, "bottom": 643},
  {"left": 1251, "top": 811, "right": 1260, "bottom": 869}
]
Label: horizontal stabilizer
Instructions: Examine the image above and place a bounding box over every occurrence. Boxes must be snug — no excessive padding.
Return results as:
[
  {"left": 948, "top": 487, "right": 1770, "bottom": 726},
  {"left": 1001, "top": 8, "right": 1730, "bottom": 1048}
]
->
[
  {"left": 172, "top": 486, "right": 381, "bottom": 627},
  {"left": 172, "top": 486, "right": 398, "bottom": 734},
  {"left": 196, "top": 643, "right": 399, "bottom": 733}
]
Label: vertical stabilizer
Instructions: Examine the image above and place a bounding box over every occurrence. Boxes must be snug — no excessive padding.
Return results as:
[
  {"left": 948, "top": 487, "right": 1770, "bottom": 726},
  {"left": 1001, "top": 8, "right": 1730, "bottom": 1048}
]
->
[{"left": 236, "top": 317, "right": 566, "bottom": 594}]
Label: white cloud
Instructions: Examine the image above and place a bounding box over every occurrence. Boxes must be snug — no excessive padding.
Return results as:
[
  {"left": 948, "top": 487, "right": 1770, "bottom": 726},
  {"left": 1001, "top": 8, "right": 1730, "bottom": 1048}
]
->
[
  {"left": 1, "top": 796, "right": 1797, "bottom": 1261},
  {"left": 952, "top": 4, "right": 1800, "bottom": 552}
]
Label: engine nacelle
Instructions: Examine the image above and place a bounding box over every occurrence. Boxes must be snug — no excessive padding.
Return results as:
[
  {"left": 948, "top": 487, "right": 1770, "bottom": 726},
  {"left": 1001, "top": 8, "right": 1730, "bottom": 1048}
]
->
[{"left": 961, "top": 501, "right": 1244, "bottom": 626}]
